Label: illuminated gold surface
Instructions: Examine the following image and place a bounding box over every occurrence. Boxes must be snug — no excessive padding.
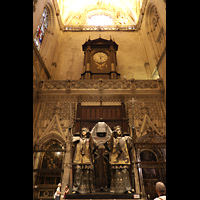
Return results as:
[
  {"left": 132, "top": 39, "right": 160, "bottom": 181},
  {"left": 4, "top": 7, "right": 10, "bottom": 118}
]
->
[{"left": 57, "top": 0, "right": 143, "bottom": 26}]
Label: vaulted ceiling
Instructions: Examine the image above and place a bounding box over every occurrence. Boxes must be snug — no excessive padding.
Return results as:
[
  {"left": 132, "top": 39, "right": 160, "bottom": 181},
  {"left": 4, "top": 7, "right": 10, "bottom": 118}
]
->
[{"left": 57, "top": 0, "right": 143, "bottom": 26}]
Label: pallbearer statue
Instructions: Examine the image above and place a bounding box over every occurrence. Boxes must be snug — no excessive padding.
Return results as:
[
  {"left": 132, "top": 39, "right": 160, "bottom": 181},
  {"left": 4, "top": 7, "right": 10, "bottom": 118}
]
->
[
  {"left": 104, "top": 125, "right": 132, "bottom": 193},
  {"left": 72, "top": 127, "right": 98, "bottom": 193}
]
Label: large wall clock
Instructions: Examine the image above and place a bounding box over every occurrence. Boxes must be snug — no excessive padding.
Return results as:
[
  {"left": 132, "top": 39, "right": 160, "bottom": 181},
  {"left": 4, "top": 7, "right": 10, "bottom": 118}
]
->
[
  {"left": 81, "top": 36, "right": 120, "bottom": 79},
  {"left": 93, "top": 52, "right": 108, "bottom": 63},
  {"left": 93, "top": 52, "right": 108, "bottom": 70}
]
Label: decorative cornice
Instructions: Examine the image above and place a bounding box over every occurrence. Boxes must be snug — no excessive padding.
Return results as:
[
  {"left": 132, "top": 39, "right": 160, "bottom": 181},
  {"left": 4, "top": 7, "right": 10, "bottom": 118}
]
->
[
  {"left": 63, "top": 25, "right": 137, "bottom": 32},
  {"left": 39, "top": 79, "right": 163, "bottom": 91},
  {"left": 37, "top": 79, "right": 164, "bottom": 100}
]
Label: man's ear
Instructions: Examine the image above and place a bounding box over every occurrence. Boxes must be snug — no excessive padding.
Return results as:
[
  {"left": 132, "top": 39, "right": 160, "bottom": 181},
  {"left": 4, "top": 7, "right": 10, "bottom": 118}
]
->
[{"left": 155, "top": 188, "right": 160, "bottom": 196}]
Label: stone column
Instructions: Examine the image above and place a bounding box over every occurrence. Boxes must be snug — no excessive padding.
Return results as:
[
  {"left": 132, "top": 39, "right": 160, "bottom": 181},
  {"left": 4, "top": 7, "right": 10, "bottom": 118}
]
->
[
  {"left": 85, "top": 46, "right": 91, "bottom": 79},
  {"left": 131, "top": 147, "right": 141, "bottom": 194},
  {"left": 110, "top": 46, "right": 116, "bottom": 79},
  {"left": 61, "top": 143, "right": 71, "bottom": 194},
  {"left": 33, "top": 152, "right": 41, "bottom": 185}
]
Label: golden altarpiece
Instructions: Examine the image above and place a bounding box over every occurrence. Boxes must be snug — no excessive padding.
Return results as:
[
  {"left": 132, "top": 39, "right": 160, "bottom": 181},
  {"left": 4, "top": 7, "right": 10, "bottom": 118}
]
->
[{"left": 33, "top": 37, "right": 166, "bottom": 200}]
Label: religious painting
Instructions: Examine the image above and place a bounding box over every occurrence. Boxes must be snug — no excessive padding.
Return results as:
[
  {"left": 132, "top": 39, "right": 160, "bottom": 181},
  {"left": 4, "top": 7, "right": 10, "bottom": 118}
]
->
[{"left": 35, "top": 140, "right": 64, "bottom": 186}]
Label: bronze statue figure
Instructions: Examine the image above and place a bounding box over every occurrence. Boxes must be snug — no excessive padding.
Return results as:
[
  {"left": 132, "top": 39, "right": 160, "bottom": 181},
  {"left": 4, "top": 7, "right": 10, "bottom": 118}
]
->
[
  {"left": 72, "top": 124, "right": 133, "bottom": 194},
  {"left": 72, "top": 127, "right": 98, "bottom": 194},
  {"left": 104, "top": 125, "right": 132, "bottom": 193}
]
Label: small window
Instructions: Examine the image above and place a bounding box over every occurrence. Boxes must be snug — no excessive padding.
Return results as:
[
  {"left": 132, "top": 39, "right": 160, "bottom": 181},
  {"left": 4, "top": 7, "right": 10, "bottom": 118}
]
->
[
  {"left": 151, "top": 67, "right": 160, "bottom": 79},
  {"left": 87, "top": 15, "right": 113, "bottom": 26},
  {"left": 34, "top": 8, "right": 48, "bottom": 51}
]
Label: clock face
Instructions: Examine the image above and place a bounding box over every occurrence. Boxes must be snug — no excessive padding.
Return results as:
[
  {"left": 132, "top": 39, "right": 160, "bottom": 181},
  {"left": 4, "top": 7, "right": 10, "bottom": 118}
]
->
[{"left": 93, "top": 52, "right": 108, "bottom": 63}]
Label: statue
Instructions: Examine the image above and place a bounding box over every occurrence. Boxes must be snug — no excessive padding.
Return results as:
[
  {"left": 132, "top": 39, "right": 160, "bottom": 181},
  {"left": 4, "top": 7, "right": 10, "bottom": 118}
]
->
[
  {"left": 90, "top": 122, "right": 113, "bottom": 191},
  {"left": 104, "top": 125, "right": 132, "bottom": 193},
  {"left": 72, "top": 127, "right": 98, "bottom": 194}
]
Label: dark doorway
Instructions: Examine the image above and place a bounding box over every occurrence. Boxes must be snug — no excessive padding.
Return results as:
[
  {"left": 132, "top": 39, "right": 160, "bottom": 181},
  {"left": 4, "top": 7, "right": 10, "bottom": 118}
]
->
[{"left": 140, "top": 150, "right": 166, "bottom": 200}]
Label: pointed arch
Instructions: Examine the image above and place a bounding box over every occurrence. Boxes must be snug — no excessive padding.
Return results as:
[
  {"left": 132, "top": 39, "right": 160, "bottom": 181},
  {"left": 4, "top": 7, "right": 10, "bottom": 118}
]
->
[
  {"left": 144, "top": 0, "right": 166, "bottom": 79},
  {"left": 145, "top": 1, "right": 160, "bottom": 62},
  {"left": 35, "top": 114, "right": 67, "bottom": 148},
  {"left": 45, "top": 1, "right": 55, "bottom": 32},
  {"left": 36, "top": 131, "right": 66, "bottom": 148},
  {"left": 140, "top": 114, "right": 160, "bottom": 136}
]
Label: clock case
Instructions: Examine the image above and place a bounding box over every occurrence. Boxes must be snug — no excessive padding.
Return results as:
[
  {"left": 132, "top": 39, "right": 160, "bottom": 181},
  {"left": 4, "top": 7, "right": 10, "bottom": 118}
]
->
[{"left": 81, "top": 37, "right": 120, "bottom": 79}]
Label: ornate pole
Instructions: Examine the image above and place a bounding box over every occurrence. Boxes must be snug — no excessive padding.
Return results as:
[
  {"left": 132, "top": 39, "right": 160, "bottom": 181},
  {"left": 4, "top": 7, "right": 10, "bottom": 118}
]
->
[
  {"left": 61, "top": 103, "right": 74, "bottom": 197},
  {"left": 69, "top": 103, "right": 73, "bottom": 195},
  {"left": 129, "top": 97, "right": 137, "bottom": 135}
]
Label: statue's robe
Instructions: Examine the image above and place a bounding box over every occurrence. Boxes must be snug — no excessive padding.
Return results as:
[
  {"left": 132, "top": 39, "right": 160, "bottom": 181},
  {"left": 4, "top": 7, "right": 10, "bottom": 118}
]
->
[
  {"left": 72, "top": 136, "right": 97, "bottom": 193},
  {"left": 106, "top": 136, "right": 132, "bottom": 193}
]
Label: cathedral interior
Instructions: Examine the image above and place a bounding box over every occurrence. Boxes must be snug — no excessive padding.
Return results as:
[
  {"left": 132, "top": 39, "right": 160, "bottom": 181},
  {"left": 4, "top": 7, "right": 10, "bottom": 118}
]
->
[{"left": 33, "top": 0, "right": 166, "bottom": 200}]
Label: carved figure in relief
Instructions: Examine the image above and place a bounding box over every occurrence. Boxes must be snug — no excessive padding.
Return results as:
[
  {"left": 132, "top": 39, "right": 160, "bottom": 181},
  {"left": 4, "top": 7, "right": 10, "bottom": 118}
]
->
[
  {"left": 72, "top": 127, "right": 98, "bottom": 194},
  {"left": 104, "top": 125, "right": 132, "bottom": 193}
]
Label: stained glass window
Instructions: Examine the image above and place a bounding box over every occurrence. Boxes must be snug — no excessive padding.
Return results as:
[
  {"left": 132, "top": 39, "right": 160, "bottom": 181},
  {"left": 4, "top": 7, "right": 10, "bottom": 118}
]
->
[{"left": 34, "top": 8, "right": 48, "bottom": 51}]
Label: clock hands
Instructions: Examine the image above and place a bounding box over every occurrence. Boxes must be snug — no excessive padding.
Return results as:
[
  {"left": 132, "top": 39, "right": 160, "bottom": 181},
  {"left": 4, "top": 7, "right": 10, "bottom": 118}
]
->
[
  {"left": 93, "top": 52, "right": 107, "bottom": 63},
  {"left": 99, "top": 53, "right": 102, "bottom": 63}
]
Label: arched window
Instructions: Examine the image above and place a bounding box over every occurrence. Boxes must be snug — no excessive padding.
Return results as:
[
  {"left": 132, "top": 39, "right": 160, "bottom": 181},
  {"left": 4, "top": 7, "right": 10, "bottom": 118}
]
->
[{"left": 34, "top": 8, "right": 48, "bottom": 51}]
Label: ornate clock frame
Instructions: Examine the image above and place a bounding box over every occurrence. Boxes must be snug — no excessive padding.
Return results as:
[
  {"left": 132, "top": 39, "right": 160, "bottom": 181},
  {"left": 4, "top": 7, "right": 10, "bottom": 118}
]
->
[{"left": 81, "top": 36, "right": 120, "bottom": 79}]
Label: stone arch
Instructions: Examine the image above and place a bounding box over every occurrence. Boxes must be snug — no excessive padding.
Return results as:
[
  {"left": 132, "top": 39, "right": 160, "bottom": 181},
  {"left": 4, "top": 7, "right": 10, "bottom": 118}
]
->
[
  {"left": 45, "top": 1, "right": 55, "bottom": 33},
  {"left": 145, "top": 1, "right": 160, "bottom": 63},
  {"left": 139, "top": 149, "right": 158, "bottom": 162},
  {"left": 136, "top": 147, "right": 166, "bottom": 199},
  {"left": 145, "top": 0, "right": 166, "bottom": 79},
  {"left": 36, "top": 130, "right": 66, "bottom": 149},
  {"left": 137, "top": 146, "right": 165, "bottom": 163}
]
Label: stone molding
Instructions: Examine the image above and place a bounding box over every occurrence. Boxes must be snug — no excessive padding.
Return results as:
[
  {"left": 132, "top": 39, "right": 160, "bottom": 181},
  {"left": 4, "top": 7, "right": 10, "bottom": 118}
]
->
[{"left": 39, "top": 78, "right": 164, "bottom": 91}]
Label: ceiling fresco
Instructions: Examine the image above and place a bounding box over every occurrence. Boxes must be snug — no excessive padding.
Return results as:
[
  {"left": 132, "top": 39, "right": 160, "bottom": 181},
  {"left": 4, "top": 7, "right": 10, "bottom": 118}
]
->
[{"left": 57, "top": 0, "right": 144, "bottom": 27}]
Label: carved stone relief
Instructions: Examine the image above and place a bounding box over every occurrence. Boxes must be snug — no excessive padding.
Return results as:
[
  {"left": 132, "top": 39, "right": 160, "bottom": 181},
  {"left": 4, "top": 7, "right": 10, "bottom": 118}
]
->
[
  {"left": 34, "top": 79, "right": 165, "bottom": 148},
  {"left": 125, "top": 96, "right": 166, "bottom": 140},
  {"left": 151, "top": 6, "right": 159, "bottom": 31},
  {"left": 40, "top": 79, "right": 163, "bottom": 91}
]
